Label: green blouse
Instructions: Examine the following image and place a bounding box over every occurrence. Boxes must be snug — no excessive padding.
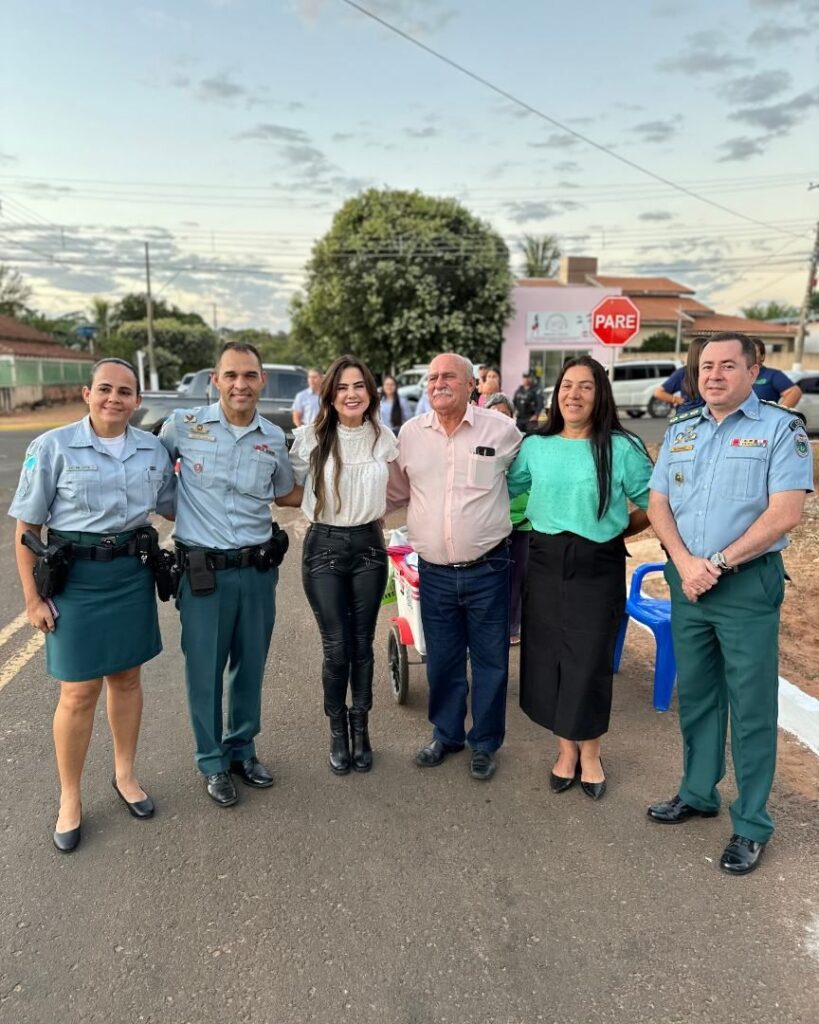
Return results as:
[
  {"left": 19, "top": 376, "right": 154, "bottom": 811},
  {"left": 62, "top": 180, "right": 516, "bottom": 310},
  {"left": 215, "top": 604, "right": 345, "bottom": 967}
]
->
[{"left": 507, "top": 433, "right": 652, "bottom": 543}]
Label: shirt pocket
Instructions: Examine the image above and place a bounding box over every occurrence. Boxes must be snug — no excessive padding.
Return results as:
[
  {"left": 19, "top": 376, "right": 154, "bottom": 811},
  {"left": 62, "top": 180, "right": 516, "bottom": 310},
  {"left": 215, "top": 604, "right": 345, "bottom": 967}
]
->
[
  {"left": 666, "top": 453, "right": 696, "bottom": 514},
  {"left": 241, "top": 452, "right": 277, "bottom": 498},
  {"left": 59, "top": 467, "right": 102, "bottom": 514},
  {"left": 467, "top": 453, "right": 500, "bottom": 490},
  {"left": 142, "top": 467, "right": 167, "bottom": 510},
  {"left": 721, "top": 448, "right": 768, "bottom": 502},
  {"left": 182, "top": 444, "right": 216, "bottom": 488}
]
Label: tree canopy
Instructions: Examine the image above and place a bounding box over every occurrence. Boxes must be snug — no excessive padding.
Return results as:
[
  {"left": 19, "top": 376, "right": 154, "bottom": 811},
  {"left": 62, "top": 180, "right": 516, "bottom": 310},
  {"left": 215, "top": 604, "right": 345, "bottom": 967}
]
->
[
  {"left": 109, "top": 319, "right": 218, "bottom": 388},
  {"left": 741, "top": 300, "right": 799, "bottom": 321},
  {"left": 290, "top": 189, "right": 513, "bottom": 373},
  {"left": 518, "top": 234, "right": 561, "bottom": 278},
  {"left": 111, "top": 292, "right": 207, "bottom": 328},
  {"left": 0, "top": 265, "right": 33, "bottom": 318}
]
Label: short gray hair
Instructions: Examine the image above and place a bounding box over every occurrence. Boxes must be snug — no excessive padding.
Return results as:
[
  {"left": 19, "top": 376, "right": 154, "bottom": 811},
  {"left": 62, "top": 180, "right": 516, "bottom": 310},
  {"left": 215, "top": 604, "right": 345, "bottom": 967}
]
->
[{"left": 484, "top": 392, "right": 514, "bottom": 415}]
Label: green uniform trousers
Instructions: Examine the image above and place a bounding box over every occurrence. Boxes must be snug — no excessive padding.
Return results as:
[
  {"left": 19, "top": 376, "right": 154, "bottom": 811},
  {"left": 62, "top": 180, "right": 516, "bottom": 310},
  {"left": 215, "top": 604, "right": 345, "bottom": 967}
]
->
[
  {"left": 665, "top": 553, "right": 784, "bottom": 844},
  {"left": 178, "top": 566, "right": 278, "bottom": 775}
]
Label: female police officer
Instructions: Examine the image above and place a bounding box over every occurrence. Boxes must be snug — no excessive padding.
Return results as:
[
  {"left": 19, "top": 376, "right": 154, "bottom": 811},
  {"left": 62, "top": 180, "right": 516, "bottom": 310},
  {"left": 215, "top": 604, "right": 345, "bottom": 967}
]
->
[{"left": 9, "top": 358, "right": 175, "bottom": 852}]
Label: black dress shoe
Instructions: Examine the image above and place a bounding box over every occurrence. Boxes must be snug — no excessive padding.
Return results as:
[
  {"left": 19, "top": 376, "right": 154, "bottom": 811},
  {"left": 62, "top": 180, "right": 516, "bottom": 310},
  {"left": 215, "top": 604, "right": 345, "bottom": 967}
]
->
[
  {"left": 550, "top": 762, "right": 580, "bottom": 793},
  {"left": 720, "top": 834, "right": 765, "bottom": 875},
  {"left": 112, "top": 776, "right": 155, "bottom": 819},
  {"left": 205, "top": 771, "right": 238, "bottom": 807},
  {"left": 580, "top": 758, "right": 606, "bottom": 801},
  {"left": 647, "top": 794, "right": 718, "bottom": 824},
  {"left": 414, "top": 739, "right": 464, "bottom": 768},
  {"left": 469, "top": 750, "right": 496, "bottom": 781},
  {"left": 53, "top": 821, "right": 82, "bottom": 853},
  {"left": 229, "top": 757, "right": 274, "bottom": 788},
  {"left": 349, "top": 710, "right": 373, "bottom": 773}
]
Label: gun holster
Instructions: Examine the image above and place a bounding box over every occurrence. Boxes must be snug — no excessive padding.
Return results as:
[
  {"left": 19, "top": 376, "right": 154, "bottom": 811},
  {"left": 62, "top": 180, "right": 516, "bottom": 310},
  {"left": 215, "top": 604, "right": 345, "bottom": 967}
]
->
[
  {"left": 185, "top": 548, "right": 217, "bottom": 596},
  {"left": 253, "top": 522, "right": 289, "bottom": 571},
  {"left": 21, "top": 530, "right": 73, "bottom": 599}
]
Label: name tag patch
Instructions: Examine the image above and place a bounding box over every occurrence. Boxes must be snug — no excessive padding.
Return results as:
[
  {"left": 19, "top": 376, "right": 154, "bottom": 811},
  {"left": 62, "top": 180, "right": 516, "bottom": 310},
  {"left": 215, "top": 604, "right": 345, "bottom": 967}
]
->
[
  {"left": 730, "top": 438, "right": 768, "bottom": 448},
  {"left": 187, "top": 432, "right": 216, "bottom": 442},
  {"left": 670, "top": 444, "right": 694, "bottom": 453}
]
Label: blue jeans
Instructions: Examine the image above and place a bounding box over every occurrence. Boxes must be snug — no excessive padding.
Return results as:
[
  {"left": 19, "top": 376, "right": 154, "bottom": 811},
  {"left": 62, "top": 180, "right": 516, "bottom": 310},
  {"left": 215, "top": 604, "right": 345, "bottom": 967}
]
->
[{"left": 418, "top": 547, "right": 511, "bottom": 753}]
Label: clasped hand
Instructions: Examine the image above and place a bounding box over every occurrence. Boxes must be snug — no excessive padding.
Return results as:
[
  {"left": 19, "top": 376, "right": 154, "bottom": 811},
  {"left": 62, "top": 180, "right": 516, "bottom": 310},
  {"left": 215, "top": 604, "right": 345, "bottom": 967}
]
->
[{"left": 678, "top": 555, "right": 721, "bottom": 603}]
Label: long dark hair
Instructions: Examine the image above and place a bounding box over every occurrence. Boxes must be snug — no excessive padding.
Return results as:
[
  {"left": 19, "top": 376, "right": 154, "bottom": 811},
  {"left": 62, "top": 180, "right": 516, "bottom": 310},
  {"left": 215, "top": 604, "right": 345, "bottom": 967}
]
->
[
  {"left": 683, "top": 336, "right": 709, "bottom": 403},
  {"left": 309, "top": 355, "right": 380, "bottom": 521},
  {"left": 382, "top": 375, "right": 405, "bottom": 430},
  {"left": 540, "top": 355, "right": 649, "bottom": 519}
]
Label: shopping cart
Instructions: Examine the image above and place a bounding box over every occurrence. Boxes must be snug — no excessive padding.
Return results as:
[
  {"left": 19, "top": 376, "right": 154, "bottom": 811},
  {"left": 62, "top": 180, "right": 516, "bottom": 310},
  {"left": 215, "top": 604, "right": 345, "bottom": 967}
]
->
[{"left": 384, "top": 544, "right": 426, "bottom": 705}]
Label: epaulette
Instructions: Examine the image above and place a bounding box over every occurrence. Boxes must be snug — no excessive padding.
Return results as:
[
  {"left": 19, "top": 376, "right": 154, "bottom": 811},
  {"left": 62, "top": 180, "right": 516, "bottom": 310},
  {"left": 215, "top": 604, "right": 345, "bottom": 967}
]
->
[
  {"left": 668, "top": 408, "right": 704, "bottom": 426},
  {"left": 759, "top": 399, "right": 806, "bottom": 428}
]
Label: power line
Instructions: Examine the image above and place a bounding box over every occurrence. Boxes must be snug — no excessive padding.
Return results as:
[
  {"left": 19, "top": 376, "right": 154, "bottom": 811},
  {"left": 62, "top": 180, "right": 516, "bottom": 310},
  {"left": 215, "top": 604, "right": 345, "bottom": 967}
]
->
[{"left": 338, "top": 0, "right": 809, "bottom": 241}]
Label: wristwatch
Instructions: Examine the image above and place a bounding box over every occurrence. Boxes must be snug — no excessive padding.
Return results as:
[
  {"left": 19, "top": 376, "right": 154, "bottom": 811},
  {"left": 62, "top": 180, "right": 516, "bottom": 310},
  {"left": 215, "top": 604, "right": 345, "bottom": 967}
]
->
[{"left": 709, "top": 551, "right": 731, "bottom": 573}]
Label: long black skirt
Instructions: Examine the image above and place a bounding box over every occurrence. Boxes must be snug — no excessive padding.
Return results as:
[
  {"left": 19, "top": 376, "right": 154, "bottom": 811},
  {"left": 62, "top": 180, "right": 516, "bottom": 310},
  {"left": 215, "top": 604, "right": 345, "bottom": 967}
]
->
[{"left": 519, "top": 531, "right": 626, "bottom": 741}]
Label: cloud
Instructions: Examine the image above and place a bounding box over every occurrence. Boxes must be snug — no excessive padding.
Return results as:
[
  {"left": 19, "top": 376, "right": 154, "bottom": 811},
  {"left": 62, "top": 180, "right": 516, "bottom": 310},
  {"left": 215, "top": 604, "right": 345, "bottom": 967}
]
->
[
  {"left": 720, "top": 70, "right": 792, "bottom": 104},
  {"left": 717, "top": 136, "right": 768, "bottom": 161},
  {"left": 504, "top": 200, "right": 581, "bottom": 224},
  {"left": 197, "top": 72, "right": 246, "bottom": 102},
  {"left": 730, "top": 87, "right": 819, "bottom": 134},
  {"left": 235, "top": 122, "right": 310, "bottom": 143},
  {"left": 404, "top": 126, "right": 438, "bottom": 138},
  {"left": 528, "top": 132, "right": 580, "bottom": 150},
  {"left": 630, "top": 118, "right": 682, "bottom": 143},
  {"left": 331, "top": 132, "right": 354, "bottom": 142},
  {"left": 554, "top": 161, "right": 581, "bottom": 173},
  {"left": 294, "top": 0, "right": 458, "bottom": 35},
  {"left": 0, "top": 152, "right": 18, "bottom": 165},
  {"left": 638, "top": 210, "right": 674, "bottom": 221},
  {"left": 659, "top": 31, "right": 753, "bottom": 75},
  {"left": 746, "top": 22, "right": 803, "bottom": 47}
]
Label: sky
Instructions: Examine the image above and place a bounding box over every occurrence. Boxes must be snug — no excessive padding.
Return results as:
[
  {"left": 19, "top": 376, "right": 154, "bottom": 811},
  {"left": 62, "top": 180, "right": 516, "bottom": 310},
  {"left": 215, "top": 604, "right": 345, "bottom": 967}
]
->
[{"left": 1, "top": 0, "right": 818, "bottom": 330}]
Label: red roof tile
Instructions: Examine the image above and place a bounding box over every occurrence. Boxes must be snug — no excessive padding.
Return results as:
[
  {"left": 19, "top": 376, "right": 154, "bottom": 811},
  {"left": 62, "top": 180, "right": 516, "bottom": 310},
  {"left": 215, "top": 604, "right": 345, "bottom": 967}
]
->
[
  {"left": 590, "top": 275, "right": 696, "bottom": 296},
  {"left": 682, "top": 314, "right": 797, "bottom": 337},
  {"left": 0, "top": 314, "right": 57, "bottom": 344},
  {"left": 0, "top": 314, "right": 95, "bottom": 361},
  {"left": 630, "top": 296, "right": 714, "bottom": 322}
]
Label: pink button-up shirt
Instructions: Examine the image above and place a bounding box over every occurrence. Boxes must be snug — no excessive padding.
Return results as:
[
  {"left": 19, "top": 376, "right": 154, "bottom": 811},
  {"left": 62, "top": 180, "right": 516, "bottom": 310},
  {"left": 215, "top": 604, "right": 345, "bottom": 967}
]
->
[{"left": 387, "top": 405, "right": 522, "bottom": 565}]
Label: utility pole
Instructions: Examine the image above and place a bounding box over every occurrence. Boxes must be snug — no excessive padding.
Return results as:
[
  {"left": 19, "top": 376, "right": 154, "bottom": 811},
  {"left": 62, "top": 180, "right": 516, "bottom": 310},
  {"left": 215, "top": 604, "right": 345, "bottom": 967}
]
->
[
  {"left": 793, "top": 219, "right": 819, "bottom": 371},
  {"left": 144, "top": 241, "right": 159, "bottom": 390}
]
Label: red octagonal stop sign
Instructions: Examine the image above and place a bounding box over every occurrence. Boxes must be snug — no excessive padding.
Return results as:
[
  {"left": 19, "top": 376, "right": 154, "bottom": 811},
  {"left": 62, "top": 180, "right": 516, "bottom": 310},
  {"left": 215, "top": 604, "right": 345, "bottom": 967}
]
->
[{"left": 591, "top": 296, "right": 641, "bottom": 346}]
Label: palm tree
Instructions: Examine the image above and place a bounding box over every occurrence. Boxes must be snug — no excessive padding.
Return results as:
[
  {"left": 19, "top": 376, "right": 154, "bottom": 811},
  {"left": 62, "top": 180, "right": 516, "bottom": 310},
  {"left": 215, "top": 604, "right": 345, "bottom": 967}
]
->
[
  {"left": 519, "top": 234, "right": 561, "bottom": 278},
  {"left": 0, "top": 264, "right": 33, "bottom": 317},
  {"left": 91, "top": 297, "right": 111, "bottom": 350}
]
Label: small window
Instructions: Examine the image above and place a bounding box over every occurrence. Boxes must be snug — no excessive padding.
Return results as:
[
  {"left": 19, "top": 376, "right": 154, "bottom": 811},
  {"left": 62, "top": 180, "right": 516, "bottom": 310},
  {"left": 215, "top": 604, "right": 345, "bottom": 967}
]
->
[{"left": 265, "top": 371, "right": 307, "bottom": 400}]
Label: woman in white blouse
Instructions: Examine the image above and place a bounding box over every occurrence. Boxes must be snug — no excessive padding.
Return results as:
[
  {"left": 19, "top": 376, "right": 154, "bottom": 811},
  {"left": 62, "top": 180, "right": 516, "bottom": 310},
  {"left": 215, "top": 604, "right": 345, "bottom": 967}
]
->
[{"left": 289, "top": 355, "right": 398, "bottom": 774}]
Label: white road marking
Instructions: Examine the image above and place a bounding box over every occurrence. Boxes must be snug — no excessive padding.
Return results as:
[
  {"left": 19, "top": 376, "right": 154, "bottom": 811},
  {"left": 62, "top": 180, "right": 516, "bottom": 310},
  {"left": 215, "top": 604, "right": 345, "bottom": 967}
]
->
[
  {"left": 0, "top": 633, "right": 45, "bottom": 692},
  {"left": 0, "top": 611, "right": 28, "bottom": 650}
]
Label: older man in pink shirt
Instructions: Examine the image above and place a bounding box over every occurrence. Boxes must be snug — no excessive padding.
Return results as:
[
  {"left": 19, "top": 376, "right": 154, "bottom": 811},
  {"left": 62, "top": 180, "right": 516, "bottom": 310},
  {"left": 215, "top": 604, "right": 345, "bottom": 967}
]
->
[{"left": 388, "top": 353, "right": 521, "bottom": 779}]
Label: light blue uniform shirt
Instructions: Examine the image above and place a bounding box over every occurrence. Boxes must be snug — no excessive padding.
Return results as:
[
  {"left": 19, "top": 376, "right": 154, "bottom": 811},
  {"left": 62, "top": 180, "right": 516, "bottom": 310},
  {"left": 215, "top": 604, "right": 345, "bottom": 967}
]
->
[
  {"left": 8, "top": 416, "right": 176, "bottom": 531},
  {"left": 650, "top": 392, "right": 814, "bottom": 558},
  {"left": 160, "top": 403, "right": 295, "bottom": 549},
  {"left": 292, "top": 387, "right": 320, "bottom": 426}
]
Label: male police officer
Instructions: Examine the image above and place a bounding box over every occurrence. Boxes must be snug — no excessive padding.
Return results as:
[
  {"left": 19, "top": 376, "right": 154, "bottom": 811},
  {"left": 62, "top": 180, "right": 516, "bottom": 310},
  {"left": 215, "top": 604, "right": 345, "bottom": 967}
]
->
[
  {"left": 160, "top": 343, "right": 296, "bottom": 807},
  {"left": 647, "top": 332, "right": 813, "bottom": 874}
]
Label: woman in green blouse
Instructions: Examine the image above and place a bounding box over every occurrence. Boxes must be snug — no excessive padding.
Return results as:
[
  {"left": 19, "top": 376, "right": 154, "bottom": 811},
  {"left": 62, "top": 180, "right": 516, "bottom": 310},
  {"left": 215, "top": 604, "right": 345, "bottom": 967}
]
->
[{"left": 507, "top": 356, "right": 652, "bottom": 800}]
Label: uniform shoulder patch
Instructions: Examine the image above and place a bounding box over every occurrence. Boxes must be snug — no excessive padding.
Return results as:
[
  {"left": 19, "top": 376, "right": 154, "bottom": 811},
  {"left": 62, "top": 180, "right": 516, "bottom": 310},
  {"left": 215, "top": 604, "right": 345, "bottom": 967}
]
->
[
  {"left": 668, "top": 408, "right": 703, "bottom": 426},
  {"left": 759, "top": 399, "right": 806, "bottom": 425}
]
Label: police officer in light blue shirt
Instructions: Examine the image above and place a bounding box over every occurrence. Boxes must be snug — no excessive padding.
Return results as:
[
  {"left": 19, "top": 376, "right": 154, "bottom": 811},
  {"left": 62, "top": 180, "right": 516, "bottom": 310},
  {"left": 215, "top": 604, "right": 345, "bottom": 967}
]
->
[
  {"left": 647, "top": 332, "right": 813, "bottom": 876},
  {"left": 160, "top": 342, "right": 297, "bottom": 808},
  {"left": 291, "top": 367, "right": 322, "bottom": 427}
]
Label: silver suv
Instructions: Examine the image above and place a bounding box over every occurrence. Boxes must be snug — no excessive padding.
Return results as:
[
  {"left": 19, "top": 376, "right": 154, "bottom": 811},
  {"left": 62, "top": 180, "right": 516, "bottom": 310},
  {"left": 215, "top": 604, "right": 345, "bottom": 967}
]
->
[{"left": 544, "top": 358, "right": 681, "bottom": 418}]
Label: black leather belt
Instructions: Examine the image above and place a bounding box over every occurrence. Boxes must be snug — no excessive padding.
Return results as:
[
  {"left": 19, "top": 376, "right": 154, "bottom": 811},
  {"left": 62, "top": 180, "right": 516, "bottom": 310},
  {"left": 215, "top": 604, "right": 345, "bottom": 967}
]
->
[
  {"left": 71, "top": 539, "right": 137, "bottom": 561},
  {"left": 447, "top": 537, "right": 510, "bottom": 570}
]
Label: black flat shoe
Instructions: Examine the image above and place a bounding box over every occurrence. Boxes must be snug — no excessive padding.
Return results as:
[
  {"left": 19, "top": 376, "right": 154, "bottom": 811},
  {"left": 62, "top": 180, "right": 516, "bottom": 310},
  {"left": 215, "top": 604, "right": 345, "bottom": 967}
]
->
[
  {"left": 469, "top": 750, "right": 496, "bottom": 781},
  {"left": 720, "top": 834, "right": 765, "bottom": 875},
  {"left": 205, "top": 771, "right": 238, "bottom": 807},
  {"left": 647, "top": 794, "right": 718, "bottom": 824},
  {"left": 580, "top": 758, "right": 606, "bottom": 800},
  {"left": 229, "top": 757, "right": 274, "bottom": 788},
  {"left": 112, "top": 777, "right": 155, "bottom": 819},
  {"left": 414, "top": 739, "right": 464, "bottom": 768},
  {"left": 53, "top": 820, "right": 82, "bottom": 853}
]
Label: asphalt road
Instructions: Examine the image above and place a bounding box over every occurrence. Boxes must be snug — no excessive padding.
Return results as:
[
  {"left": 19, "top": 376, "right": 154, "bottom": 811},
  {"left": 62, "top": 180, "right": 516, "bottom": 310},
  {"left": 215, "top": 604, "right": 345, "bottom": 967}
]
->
[{"left": 0, "top": 426, "right": 817, "bottom": 1024}]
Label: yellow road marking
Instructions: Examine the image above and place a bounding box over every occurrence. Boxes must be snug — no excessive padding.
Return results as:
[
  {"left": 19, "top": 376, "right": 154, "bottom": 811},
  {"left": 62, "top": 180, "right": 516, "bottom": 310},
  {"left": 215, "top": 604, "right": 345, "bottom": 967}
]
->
[
  {"left": 0, "top": 611, "right": 29, "bottom": 649},
  {"left": 0, "top": 633, "right": 45, "bottom": 692}
]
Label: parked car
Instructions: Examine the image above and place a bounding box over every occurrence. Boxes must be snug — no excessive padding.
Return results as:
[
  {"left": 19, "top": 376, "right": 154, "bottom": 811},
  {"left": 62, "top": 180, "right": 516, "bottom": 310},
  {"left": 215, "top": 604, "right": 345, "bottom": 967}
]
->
[
  {"left": 544, "top": 358, "right": 681, "bottom": 419},
  {"left": 397, "top": 361, "right": 486, "bottom": 406},
  {"left": 129, "top": 364, "right": 308, "bottom": 442},
  {"left": 788, "top": 370, "right": 819, "bottom": 435},
  {"left": 176, "top": 372, "right": 198, "bottom": 393}
]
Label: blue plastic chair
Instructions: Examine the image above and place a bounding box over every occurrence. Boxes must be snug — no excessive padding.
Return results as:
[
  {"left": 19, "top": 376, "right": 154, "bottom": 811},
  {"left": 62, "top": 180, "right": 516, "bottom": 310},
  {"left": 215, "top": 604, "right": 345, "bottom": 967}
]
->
[{"left": 613, "top": 562, "right": 676, "bottom": 712}]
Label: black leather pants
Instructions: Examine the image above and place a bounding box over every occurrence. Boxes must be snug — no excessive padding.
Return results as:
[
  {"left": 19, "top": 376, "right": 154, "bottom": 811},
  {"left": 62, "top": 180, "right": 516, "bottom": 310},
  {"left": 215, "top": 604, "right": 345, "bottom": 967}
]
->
[{"left": 302, "top": 521, "right": 388, "bottom": 717}]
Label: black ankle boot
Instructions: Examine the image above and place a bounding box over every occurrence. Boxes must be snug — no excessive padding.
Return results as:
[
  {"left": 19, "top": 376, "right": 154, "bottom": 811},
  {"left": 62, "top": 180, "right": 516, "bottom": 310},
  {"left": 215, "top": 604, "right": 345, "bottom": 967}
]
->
[
  {"left": 328, "top": 710, "right": 351, "bottom": 775},
  {"left": 349, "top": 709, "right": 373, "bottom": 773}
]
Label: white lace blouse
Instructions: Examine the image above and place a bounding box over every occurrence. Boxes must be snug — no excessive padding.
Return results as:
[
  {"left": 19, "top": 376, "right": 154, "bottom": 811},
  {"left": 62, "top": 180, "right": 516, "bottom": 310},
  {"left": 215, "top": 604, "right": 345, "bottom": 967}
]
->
[{"left": 289, "top": 421, "right": 399, "bottom": 526}]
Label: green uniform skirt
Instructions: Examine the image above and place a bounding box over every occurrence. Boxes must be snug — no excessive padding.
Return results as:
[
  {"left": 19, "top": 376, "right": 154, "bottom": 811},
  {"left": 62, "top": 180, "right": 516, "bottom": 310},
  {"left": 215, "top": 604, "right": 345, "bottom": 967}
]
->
[{"left": 46, "top": 537, "right": 162, "bottom": 682}]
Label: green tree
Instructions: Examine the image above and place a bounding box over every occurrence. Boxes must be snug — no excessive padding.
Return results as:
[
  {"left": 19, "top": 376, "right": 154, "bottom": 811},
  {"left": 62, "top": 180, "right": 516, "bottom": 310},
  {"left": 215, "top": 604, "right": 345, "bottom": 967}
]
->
[
  {"left": 222, "top": 327, "right": 311, "bottom": 367},
  {"left": 639, "top": 331, "right": 677, "bottom": 352},
  {"left": 518, "top": 233, "right": 561, "bottom": 278},
  {"left": 91, "top": 297, "right": 112, "bottom": 347},
  {"left": 290, "top": 189, "right": 513, "bottom": 373},
  {"left": 111, "top": 292, "right": 206, "bottom": 328},
  {"left": 0, "top": 264, "right": 33, "bottom": 317},
  {"left": 115, "top": 318, "right": 217, "bottom": 388},
  {"left": 741, "top": 300, "right": 799, "bottom": 320}
]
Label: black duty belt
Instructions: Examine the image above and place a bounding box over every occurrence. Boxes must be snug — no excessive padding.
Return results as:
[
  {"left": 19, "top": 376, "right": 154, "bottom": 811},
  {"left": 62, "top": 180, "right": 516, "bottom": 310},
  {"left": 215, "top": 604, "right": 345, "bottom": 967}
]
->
[
  {"left": 447, "top": 537, "right": 510, "bottom": 571},
  {"left": 176, "top": 545, "right": 259, "bottom": 570},
  {"left": 57, "top": 532, "right": 139, "bottom": 561}
]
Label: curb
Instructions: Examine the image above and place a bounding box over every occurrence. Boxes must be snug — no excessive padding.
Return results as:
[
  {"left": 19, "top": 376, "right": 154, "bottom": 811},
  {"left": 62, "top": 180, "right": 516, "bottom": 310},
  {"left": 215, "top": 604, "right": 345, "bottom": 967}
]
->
[{"left": 779, "top": 676, "right": 819, "bottom": 755}]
